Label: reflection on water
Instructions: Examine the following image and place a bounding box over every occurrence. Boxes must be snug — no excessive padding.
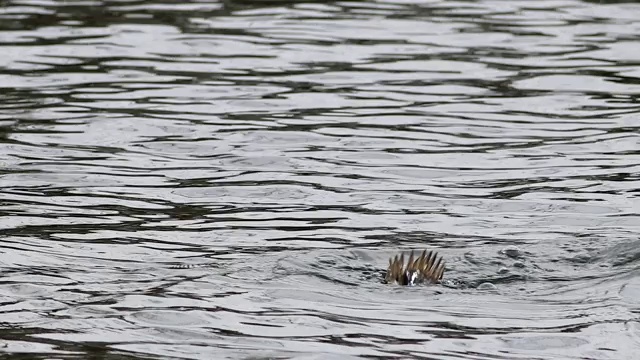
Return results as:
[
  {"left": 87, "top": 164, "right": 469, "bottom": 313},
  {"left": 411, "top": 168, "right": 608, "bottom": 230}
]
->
[{"left": 1, "top": 0, "right": 639, "bottom": 358}]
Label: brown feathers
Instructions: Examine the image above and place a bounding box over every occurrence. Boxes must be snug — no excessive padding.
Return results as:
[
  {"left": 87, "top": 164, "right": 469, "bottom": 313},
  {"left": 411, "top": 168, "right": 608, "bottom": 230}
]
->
[{"left": 384, "top": 250, "right": 445, "bottom": 286}]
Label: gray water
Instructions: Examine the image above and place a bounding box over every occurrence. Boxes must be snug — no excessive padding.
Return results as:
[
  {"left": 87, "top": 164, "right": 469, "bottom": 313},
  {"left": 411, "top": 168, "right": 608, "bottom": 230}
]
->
[{"left": 1, "top": 0, "right": 639, "bottom": 358}]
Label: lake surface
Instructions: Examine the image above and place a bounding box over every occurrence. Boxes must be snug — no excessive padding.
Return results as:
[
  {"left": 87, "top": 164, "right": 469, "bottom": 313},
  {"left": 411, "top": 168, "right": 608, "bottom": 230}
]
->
[{"left": 0, "top": 0, "right": 639, "bottom": 358}]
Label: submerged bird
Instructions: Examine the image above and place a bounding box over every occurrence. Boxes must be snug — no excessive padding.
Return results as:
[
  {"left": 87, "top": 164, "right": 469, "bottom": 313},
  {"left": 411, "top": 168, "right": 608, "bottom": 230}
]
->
[{"left": 384, "top": 249, "right": 445, "bottom": 286}]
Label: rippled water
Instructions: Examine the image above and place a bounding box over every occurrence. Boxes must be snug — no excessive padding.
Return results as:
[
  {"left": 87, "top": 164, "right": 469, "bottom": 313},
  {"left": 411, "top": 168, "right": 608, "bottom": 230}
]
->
[{"left": 1, "top": 0, "right": 639, "bottom": 358}]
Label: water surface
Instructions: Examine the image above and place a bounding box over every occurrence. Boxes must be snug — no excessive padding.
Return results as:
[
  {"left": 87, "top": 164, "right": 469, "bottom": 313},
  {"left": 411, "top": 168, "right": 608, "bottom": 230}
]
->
[{"left": 0, "top": 0, "right": 639, "bottom": 358}]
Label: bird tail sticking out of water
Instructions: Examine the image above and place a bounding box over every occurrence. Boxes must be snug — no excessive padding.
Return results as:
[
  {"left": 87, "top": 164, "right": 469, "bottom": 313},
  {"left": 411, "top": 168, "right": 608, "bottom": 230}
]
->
[{"left": 384, "top": 249, "right": 445, "bottom": 286}]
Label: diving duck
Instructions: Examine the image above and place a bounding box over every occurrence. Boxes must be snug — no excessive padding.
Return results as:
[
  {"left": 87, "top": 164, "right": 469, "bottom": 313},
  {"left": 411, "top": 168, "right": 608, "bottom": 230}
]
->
[{"left": 384, "top": 249, "right": 445, "bottom": 286}]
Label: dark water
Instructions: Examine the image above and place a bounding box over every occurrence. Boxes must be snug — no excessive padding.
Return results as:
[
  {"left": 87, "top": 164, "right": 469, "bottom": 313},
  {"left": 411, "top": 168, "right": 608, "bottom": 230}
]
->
[{"left": 1, "top": 0, "right": 639, "bottom": 358}]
